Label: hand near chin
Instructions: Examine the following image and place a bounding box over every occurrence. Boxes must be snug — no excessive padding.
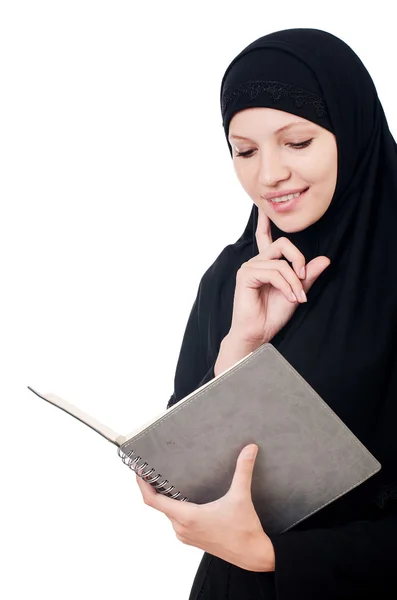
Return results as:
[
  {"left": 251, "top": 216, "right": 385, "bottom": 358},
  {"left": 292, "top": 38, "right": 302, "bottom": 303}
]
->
[
  {"left": 229, "top": 206, "right": 331, "bottom": 346},
  {"left": 214, "top": 207, "right": 330, "bottom": 374}
]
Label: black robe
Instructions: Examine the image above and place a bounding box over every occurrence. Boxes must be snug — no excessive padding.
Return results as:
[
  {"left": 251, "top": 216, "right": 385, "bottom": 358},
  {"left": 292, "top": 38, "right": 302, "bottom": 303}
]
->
[
  {"left": 167, "top": 243, "right": 397, "bottom": 599},
  {"left": 166, "top": 28, "right": 397, "bottom": 599}
]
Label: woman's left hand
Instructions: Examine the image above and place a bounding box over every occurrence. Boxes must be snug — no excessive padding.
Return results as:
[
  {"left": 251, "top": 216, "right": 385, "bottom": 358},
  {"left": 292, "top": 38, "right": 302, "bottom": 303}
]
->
[{"left": 135, "top": 444, "right": 275, "bottom": 572}]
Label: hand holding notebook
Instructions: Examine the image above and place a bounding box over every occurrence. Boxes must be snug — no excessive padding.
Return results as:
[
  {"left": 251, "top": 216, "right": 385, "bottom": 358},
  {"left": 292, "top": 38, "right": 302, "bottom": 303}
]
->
[
  {"left": 135, "top": 441, "right": 277, "bottom": 572},
  {"left": 28, "top": 343, "right": 381, "bottom": 535}
]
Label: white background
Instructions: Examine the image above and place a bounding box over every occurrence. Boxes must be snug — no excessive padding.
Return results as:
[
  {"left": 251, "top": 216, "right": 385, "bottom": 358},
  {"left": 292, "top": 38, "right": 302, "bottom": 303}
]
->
[{"left": 1, "top": 2, "right": 396, "bottom": 598}]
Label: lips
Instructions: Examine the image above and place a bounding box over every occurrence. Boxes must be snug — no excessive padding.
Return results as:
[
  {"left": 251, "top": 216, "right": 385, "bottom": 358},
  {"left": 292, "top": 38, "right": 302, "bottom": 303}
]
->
[
  {"left": 265, "top": 187, "right": 309, "bottom": 213},
  {"left": 262, "top": 187, "right": 309, "bottom": 202}
]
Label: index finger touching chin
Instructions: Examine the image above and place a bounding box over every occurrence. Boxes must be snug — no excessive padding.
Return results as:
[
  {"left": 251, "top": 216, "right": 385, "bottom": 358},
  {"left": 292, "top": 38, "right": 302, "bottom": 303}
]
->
[{"left": 255, "top": 205, "right": 273, "bottom": 254}]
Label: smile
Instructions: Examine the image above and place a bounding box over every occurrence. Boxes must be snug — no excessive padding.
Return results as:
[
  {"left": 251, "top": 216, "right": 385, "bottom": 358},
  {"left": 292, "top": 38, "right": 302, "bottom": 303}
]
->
[
  {"left": 264, "top": 188, "right": 309, "bottom": 212},
  {"left": 269, "top": 191, "right": 303, "bottom": 203}
]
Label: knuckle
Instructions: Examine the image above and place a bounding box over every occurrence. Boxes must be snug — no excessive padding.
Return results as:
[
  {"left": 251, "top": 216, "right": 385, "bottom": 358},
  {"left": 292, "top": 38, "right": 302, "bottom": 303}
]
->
[
  {"left": 279, "top": 260, "right": 297, "bottom": 276},
  {"left": 236, "top": 268, "right": 244, "bottom": 282},
  {"left": 271, "top": 269, "right": 283, "bottom": 281},
  {"left": 276, "top": 259, "right": 289, "bottom": 270},
  {"left": 237, "top": 262, "right": 251, "bottom": 277},
  {"left": 181, "top": 507, "right": 198, "bottom": 529},
  {"left": 181, "top": 515, "right": 194, "bottom": 529},
  {"left": 173, "top": 522, "right": 184, "bottom": 535},
  {"left": 267, "top": 270, "right": 278, "bottom": 284},
  {"left": 240, "top": 259, "right": 253, "bottom": 269},
  {"left": 278, "top": 236, "right": 289, "bottom": 245}
]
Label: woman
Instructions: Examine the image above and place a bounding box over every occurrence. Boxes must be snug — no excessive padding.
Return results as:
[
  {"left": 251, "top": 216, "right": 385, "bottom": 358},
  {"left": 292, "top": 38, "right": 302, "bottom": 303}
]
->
[{"left": 136, "top": 28, "right": 397, "bottom": 598}]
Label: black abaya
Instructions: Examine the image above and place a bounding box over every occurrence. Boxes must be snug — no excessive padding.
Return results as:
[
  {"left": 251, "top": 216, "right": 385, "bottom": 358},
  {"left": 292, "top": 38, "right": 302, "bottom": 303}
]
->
[{"left": 166, "top": 28, "right": 397, "bottom": 599}]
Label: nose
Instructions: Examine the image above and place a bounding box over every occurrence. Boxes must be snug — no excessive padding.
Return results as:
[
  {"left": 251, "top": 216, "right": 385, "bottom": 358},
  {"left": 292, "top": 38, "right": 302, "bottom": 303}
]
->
[{"left": 258, "top": 146, "right": 290, "bottom": 187}]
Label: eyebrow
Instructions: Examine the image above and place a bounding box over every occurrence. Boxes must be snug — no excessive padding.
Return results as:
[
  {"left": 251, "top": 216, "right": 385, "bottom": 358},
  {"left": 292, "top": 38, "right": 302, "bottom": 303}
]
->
[{"left": 228, "top": 121, "right": 310, "bottom": 141}]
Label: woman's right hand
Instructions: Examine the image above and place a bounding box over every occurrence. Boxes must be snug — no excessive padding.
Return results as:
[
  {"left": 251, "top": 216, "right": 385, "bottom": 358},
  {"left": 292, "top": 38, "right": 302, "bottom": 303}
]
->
[{"left": 215, "top": 206, "right": 331, "bottom": 375}]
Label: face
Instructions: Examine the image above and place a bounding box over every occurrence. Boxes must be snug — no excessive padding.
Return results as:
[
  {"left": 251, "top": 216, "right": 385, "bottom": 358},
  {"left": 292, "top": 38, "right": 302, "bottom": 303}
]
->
[{"left": 228, "top": 108, "right": 338, "bottom": 232}]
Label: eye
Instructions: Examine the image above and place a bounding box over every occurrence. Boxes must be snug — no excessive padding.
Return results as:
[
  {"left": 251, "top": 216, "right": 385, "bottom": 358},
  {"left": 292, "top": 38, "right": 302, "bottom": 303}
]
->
[
  {"left": 235, "top": 138, "right": 314, "bottom": 159},
  {"left": 236, "top": 149, "right": 255, "bottom": 158},
  {"left": 288, "top": 139, "right": 314, "bottom": 149}
]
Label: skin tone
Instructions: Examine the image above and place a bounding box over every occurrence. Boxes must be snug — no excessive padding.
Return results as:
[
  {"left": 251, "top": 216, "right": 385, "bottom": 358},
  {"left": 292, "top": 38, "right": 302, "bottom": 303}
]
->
[
  {"left": 229, "top": 107, "right": 338, "bottom": 233},
  {"left": 137, "top": 108, "right": 338, "bottom": 572},
  {"left": 136, "top": 444, "right": 275, "bottom": 571}
]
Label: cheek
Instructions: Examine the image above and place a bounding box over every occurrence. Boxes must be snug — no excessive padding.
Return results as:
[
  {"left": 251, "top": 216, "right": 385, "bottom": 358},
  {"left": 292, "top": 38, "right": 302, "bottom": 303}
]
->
[
  {"left": 233, "top": 160, "right": 256, "bottom": 193},
  {"left": 312, "top": 141, "right": 338, "bottom": 188},
  {"left": 317, "top": 154, "right": 338, "bottom": 198},
  {"left": 301, "top": 149, "right": 337, "bottom": 192}
]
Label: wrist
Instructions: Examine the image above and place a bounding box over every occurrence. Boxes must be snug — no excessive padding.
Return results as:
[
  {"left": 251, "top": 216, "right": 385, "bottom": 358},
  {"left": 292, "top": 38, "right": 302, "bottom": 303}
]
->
[
  {"left": 226, "top": 330, "right": 269, "bottom": 350},
  {"left": 214, "top": 333, "right": 259, "bottom": 377}
]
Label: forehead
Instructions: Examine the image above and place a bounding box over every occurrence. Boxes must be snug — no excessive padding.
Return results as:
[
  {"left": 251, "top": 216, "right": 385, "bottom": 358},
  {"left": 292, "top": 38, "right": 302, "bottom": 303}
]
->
[{"left": 228, "top": 107, "right": 318, "bottom": 139}]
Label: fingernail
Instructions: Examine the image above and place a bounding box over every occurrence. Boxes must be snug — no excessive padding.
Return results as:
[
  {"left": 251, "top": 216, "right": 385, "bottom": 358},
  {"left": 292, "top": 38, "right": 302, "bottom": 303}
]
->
[
  {"left": 300, "top": 267, "right": 306, "bottom": 279},
  {"left": 300, "top": 290, "right": 307, "bottom": 302},
  {"left": 290, "top": 292, "right": 298, "bottom": 302}
]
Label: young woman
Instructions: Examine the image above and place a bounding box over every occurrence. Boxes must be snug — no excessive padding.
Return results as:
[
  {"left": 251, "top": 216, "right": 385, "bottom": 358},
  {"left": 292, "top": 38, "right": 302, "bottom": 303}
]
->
[{"left": 136, "top": 28, "right": 397, "bottom": 598}]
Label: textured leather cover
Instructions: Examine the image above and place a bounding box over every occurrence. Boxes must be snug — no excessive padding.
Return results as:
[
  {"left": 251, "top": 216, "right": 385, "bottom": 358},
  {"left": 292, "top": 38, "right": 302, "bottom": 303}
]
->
[{"left": 119, "top": 344, "right": 381, "bottom": 534}]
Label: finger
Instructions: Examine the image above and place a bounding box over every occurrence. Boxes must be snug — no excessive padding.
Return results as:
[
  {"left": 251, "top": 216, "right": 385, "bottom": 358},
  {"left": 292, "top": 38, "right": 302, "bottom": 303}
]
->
[
  {"left": 239, "top": 265, "right": 300, "bottom": 303},
  {"left": 228, "top": 444, "right": 258, "bottom": 498},
  {"left": 136, "top": 473, "right": 159, "bottom": 501},
  {"left": 259, "top": 237, "right": 306, "bottom": 280},
  {"left": 247, "top": 260, "right": 307, "bottom": 303},
  {"left": 303, "top": 256, "right": 331, "bottom": 292},
  {"left": 255, "top": 206, "right": 273, "bottom": 254},
  {"left": 136, "top": 474, "right": 194, "bottom": 519}
]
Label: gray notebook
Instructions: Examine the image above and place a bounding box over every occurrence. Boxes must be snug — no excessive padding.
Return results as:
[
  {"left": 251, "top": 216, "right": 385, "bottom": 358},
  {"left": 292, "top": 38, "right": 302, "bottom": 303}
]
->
[{"left": 28, "top": 343, "right": 381, "bottom": 535}]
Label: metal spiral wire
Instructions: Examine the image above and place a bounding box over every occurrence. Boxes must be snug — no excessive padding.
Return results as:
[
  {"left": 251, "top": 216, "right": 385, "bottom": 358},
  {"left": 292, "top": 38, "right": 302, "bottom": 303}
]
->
[{"left": 118, "top": 446, "right": 189, "bottom": 501}]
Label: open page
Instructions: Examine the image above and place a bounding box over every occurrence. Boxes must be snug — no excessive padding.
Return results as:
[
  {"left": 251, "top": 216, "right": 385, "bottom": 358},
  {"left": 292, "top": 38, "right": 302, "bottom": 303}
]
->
[
  {"left": 27, "top": 387, "right": 125, "bottom": 446},
  {"left": 27, "top": 348, "right": 255, "bottom": 448}
]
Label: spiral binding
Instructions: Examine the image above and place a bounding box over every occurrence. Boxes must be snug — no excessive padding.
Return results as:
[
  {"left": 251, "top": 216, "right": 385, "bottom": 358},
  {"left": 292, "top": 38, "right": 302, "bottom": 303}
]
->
[{"left": 118, "top": 446, "right": 189, "bottom": 501}]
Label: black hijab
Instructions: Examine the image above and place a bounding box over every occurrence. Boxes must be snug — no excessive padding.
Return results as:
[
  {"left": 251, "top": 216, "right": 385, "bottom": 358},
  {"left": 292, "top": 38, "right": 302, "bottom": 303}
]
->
[{"left": 220, "top": 29, "right": 397, "bottom": 508}]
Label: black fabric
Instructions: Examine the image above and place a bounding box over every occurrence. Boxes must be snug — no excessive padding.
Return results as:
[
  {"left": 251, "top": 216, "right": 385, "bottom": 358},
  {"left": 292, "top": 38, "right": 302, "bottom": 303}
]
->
[
  {"left": 167, "top": 28, "right": 397, "bottom": 599},
  {"left": 221, "top": 47, "right": 334, "bottom": 156}
]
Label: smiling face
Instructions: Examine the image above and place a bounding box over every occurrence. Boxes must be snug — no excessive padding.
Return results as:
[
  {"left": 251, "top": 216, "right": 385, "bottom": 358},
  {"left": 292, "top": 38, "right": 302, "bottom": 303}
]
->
[{"left": 229, "top": 107, "right": 338, "bottom": 232}]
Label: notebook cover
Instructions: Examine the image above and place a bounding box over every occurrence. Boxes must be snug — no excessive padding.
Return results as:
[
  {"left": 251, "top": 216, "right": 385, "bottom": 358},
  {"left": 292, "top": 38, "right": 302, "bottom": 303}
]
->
[{"left": 119, "top": 344, "right": 381, "bottom": 535}]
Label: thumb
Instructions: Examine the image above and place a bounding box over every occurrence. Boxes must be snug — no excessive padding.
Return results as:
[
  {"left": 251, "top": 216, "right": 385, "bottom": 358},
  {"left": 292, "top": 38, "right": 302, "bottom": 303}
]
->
[
  {"left": 228, "top": 444, "right": 258, "bottom": 497},
  {"left": 303, "top": 256, "right": 331, "bottom": 293}
]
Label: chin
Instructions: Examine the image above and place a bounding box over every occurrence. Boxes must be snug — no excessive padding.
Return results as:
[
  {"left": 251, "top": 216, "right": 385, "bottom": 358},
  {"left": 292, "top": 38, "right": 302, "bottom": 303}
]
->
[
  {"left": 271, "top": 219, "right": 311, "bottom": 233},
  {"left": 271, "top": 212, "right": 323, "bottom": 233}
]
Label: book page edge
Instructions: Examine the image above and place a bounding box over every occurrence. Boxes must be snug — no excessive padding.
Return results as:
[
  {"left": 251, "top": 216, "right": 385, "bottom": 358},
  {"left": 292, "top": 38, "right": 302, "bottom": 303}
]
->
[{"left": 27, "top": 387, "right": 124, "bottom": 446}]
